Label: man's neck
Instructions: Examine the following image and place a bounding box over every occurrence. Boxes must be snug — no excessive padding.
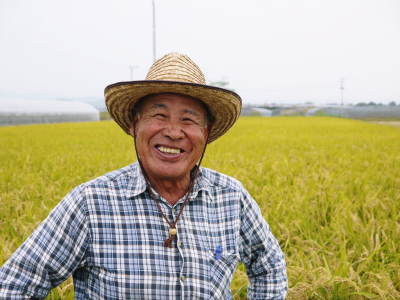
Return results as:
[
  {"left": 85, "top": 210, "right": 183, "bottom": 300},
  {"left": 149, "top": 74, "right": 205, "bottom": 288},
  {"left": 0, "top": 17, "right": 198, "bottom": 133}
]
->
[{"left": 147, "top": 174, "right": 191, "bottom": 205}]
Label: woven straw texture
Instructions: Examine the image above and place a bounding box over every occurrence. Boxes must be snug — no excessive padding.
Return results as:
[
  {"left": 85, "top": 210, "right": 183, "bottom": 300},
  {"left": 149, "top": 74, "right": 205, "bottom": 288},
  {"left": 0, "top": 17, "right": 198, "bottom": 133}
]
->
[{"left": 105, "top": 53, "right": 241, "bottom": 143}]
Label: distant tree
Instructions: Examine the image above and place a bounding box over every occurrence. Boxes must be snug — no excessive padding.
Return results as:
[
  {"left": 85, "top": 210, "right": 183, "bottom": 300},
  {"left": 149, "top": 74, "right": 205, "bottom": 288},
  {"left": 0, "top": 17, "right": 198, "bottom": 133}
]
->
[
  {"left": 367, "top": 101, "right": 377, "bottom": 106},
  {"left": 389, "top": 101, "right": 397, "bottom": 106},
  {"left": 355, "top": 102, "right": 367, "bottom": 106},
  {"left": 209, "top": 80, "right": 229, "bottom": 88}
]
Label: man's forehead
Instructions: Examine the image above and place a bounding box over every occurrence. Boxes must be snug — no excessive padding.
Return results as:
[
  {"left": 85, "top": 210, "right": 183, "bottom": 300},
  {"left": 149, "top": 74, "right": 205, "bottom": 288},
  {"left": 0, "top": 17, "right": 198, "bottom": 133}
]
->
[{"left": 141, "top": 93, "right": 206, "bottom": 114}]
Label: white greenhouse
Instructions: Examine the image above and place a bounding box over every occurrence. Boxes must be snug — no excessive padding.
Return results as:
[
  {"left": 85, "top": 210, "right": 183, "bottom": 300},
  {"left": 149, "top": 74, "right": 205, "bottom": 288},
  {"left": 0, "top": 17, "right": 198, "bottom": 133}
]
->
[
  {"left": 0, "top": 99, "right": 100, "bottom": 126},
  {"left": 316, "top": 106, "right": 400, "bottom": 119}
]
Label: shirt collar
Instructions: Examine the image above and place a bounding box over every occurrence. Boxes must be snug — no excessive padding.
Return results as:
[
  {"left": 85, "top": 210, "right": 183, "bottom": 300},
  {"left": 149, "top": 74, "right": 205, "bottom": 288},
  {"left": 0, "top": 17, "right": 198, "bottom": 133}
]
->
[
  {"left": 191, "top": 168, "right": 212, "bottom": 196},
  {"left": 126, "top": 162, "right": 212, "bottom": 199},
  {"left": 126, "top": 163, "right": 147, "bottom": 198}
]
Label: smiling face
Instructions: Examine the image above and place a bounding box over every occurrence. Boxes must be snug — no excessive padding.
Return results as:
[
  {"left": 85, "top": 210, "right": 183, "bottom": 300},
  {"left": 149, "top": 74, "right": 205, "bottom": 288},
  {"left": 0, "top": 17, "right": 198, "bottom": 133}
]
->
[{"left": 131, "top": 93, "right": 209, "bottom": 186}]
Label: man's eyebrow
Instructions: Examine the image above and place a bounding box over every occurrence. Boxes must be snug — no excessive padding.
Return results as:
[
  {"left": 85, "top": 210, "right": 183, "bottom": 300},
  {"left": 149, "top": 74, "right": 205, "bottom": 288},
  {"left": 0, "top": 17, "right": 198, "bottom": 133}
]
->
[
  {"left": 182, "top": 109, "right": 201, "bottom": 117},
  {"left": 148, "top": 103, "right": 167, "bottom": 111},
  {"left": 147, "top": 104, "right": 201, "bottom": 118}
]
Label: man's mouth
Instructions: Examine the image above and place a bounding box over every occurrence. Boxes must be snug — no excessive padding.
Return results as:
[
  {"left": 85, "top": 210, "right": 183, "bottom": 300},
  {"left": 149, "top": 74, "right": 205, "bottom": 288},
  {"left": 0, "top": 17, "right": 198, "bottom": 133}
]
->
[{"left": 156, "top": 145, "right": 183, "bottom": 154}]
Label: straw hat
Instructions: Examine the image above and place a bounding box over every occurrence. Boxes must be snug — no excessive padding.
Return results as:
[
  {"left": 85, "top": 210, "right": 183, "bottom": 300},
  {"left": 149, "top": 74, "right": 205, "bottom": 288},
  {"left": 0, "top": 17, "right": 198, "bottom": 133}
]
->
[{"left": 104, "top": 53, "right": 242, "bottom": 143}]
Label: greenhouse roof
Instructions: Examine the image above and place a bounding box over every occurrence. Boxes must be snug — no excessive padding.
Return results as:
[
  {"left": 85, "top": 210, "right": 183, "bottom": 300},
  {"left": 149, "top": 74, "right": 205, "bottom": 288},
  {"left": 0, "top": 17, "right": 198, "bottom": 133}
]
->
[{"left": 0, "top": 98, "right": 99, "bottom": 114}]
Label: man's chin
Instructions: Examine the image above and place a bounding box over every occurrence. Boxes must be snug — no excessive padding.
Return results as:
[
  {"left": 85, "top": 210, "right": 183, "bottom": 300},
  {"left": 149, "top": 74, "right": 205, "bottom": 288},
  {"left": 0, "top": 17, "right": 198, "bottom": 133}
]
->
[{"left": 146, "top": 167, "right": 190, "bottom": 182}]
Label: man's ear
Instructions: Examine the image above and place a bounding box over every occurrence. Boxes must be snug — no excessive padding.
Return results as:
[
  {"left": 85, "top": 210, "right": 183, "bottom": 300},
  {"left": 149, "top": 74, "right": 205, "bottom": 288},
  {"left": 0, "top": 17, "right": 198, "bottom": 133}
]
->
[
  {"left": 204, "top": 122, "right": 213, "bottom": 142},
  {"left": 129, "top": 113, "right": 140, "bottom": 137},
  {"left": 129, "top": 124, "right": 136, "bottom": 137}
]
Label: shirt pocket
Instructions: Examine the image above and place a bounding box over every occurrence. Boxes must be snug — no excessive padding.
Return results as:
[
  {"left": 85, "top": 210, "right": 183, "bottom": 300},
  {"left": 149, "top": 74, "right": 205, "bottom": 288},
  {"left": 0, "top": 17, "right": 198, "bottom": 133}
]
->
[{"left": 208, "top": 249, "right": 240, "bottom": 299}]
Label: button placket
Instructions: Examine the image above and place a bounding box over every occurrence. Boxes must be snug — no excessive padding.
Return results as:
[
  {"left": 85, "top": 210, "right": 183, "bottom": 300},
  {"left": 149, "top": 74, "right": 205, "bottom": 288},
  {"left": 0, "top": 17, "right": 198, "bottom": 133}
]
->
[
  {"left": 171, "top": 206, "right": 177, "bottom": 217},
  {"left": 175, "top": 206, "right": 183, "bottom": 248}
]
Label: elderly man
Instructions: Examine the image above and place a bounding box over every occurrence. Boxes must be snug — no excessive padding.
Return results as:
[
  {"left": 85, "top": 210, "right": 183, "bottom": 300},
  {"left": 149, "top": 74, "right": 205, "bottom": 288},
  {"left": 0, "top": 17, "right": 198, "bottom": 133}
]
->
[{"left": 0, "top": 53, "right": 287, "bottom": 299}]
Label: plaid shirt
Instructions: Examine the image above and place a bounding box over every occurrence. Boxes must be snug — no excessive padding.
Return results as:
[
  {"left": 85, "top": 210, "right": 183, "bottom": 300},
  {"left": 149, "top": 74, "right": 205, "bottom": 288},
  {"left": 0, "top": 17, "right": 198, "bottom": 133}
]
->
[{"left": 0, "top": 163, "right": 287, "bottom": 299}]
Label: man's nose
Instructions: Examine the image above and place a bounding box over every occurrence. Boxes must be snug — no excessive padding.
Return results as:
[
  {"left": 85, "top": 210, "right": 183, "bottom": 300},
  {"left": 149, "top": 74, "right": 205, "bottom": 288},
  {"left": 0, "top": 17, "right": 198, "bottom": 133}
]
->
[{"left": 163, "top": 122, "right": 185, "bottom": 140}]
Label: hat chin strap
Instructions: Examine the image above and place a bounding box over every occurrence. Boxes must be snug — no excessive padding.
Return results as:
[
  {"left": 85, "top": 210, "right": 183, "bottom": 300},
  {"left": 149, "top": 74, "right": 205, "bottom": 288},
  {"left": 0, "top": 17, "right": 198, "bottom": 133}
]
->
[{"left": 132, "top": 122, "right": 212, "bottom": 247}]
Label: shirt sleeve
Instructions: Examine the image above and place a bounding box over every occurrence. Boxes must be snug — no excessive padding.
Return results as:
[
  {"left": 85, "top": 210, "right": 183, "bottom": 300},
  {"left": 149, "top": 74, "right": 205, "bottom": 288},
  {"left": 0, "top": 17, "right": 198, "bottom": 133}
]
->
[
  {"left": 239, "top": 189, "right": 288, "bottom": 299},
  {"left": 0, "top": 185, "right": 90, "bottom": 299}
]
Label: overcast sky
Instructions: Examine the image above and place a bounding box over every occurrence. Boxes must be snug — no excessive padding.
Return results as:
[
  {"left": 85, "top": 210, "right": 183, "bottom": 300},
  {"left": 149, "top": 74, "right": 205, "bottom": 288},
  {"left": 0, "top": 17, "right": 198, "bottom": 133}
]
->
[{"left": 1, "top": 0, "right": 399, "bottom": 105}]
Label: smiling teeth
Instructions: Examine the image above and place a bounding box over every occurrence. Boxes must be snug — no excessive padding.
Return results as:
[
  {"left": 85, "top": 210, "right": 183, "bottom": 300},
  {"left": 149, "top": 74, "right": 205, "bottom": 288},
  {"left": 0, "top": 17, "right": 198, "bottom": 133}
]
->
[{"left": 158, "top": 146, "right": 180, "bottom": 154}]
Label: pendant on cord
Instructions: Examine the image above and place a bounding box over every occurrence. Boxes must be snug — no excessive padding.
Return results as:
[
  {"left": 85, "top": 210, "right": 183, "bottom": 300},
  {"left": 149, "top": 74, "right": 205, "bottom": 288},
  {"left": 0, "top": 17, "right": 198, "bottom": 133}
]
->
[{"left": 164, "top": 227, "right": 177, "bottom": 248}]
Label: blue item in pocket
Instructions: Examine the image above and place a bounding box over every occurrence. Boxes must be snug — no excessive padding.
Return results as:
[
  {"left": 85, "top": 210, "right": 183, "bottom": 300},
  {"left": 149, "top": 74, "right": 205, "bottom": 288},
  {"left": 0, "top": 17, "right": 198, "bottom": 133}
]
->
[{"left": 214, "top": 245, "right": 222, "bottom": 260}]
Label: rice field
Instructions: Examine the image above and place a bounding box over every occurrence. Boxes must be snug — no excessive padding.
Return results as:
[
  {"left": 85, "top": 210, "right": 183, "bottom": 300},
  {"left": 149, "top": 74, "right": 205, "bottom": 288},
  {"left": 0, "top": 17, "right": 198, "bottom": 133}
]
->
[{"left": 1, "top": 117, "right": 399, "bottom": 299}]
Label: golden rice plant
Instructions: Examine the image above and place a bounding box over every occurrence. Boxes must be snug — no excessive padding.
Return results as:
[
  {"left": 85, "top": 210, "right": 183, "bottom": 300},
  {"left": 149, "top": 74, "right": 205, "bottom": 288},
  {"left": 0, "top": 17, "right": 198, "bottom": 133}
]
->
[{"left": 0, "top": 117, "right": 399, "bottom": 299}]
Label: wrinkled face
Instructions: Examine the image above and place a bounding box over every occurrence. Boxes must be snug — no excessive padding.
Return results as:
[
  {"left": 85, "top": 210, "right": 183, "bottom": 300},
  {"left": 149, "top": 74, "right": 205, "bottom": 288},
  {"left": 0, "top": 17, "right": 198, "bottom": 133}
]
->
[{"left": 131, "top": 93, "right": 209, "bottom": 183}]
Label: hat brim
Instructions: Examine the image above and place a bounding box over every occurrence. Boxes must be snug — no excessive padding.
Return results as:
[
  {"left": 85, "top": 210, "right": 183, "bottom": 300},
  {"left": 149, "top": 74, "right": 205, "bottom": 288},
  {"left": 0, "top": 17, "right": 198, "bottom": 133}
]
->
[{"left": 104, "top": 80, "right": 242, "bottom": 143}]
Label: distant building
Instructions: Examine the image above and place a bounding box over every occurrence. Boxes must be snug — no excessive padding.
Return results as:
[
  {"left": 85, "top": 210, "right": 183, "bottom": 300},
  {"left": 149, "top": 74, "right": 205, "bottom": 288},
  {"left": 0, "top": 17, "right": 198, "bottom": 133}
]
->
[
  {"left": 241, "top": 106, "right": 273, "bottom": 117},
  {"left": 0, "top": 99, "right": 100, "bottom": 126}
]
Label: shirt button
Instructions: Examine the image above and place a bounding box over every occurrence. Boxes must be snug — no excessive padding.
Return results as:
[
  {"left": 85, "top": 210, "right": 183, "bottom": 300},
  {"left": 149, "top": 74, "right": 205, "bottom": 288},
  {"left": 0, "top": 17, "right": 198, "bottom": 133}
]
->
[
  {"left": 178, "top": 241, "right": 183, "bottom": 247},
  {"left": 180, "top": 276, "right": 186, "bottom": 281}
]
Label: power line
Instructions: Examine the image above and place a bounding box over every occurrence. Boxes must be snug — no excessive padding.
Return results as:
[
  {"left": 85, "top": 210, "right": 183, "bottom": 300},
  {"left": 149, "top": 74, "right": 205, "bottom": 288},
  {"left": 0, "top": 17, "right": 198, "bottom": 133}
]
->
[
  {"left": 340, "top": 78, "right": 345, "bottom": 106},
  {"left": 152, "top": 0, "right": 156, "bottom": 62}
]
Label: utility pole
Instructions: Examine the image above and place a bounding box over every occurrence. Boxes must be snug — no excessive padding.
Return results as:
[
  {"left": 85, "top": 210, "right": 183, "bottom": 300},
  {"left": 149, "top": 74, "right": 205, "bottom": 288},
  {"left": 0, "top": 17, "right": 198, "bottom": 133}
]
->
[
  {"left": 340, "top": 78, "right": 345, "bottom": 106},
  {"left": 129, "top": 65, "right": 138, "bottom": 80},
  {"left": 152, "top": 0, "right": 156, "bottom": 62}
]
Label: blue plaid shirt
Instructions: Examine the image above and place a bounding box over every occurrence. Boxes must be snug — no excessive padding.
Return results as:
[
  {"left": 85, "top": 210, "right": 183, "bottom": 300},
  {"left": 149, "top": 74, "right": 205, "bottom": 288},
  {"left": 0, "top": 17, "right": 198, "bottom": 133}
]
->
[{"left": 0, "top": 163, "right": 287, "bottom": 299}]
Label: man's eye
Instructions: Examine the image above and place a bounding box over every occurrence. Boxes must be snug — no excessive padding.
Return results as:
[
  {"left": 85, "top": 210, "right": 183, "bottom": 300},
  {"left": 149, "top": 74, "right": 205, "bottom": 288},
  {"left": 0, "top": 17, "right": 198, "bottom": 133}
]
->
[
  {"left": 182, "top": 118, "right": 198, "bottom": 124},
  {"left": 153, "top": 113, "right": 167, "bottom": 118}
]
